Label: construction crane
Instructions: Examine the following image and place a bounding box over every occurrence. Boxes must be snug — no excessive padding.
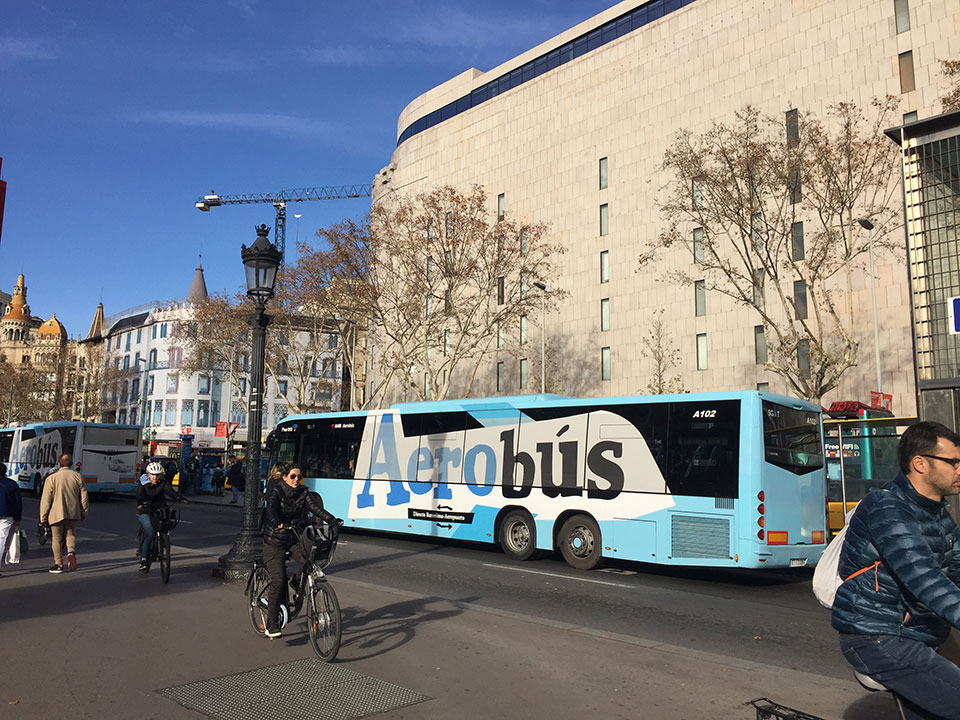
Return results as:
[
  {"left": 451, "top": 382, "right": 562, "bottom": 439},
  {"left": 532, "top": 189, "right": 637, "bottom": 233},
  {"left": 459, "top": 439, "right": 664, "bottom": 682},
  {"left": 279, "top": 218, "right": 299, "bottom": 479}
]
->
[{"left": 195, "top": 184, "right": 373, "bottom": 259}]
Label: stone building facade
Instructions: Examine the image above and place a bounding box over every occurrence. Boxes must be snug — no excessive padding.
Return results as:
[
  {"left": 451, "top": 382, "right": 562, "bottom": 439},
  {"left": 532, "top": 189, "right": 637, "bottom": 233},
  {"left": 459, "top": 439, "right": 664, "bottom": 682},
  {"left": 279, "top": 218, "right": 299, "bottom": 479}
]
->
[{"left": 373, "top": 0, "right": 960, "bottom": 414}]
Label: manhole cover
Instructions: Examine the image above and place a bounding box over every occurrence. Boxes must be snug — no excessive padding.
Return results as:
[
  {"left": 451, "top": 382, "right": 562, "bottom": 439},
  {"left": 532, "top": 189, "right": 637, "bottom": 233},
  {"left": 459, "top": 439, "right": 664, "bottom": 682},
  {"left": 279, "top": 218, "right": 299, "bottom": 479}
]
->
[{"left": 157, "top": 658, "right": 430, "bottom": 719}]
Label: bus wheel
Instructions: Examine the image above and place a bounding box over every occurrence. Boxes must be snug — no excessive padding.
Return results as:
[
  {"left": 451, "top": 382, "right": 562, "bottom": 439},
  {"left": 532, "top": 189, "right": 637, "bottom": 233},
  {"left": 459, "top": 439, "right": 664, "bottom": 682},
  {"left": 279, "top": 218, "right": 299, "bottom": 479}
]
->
[
  {"left": 559, "top": 514, "right": 601, "bottom": 570},
  {"left": 500, "top": 510, "right": 537, "bottom": 561}
]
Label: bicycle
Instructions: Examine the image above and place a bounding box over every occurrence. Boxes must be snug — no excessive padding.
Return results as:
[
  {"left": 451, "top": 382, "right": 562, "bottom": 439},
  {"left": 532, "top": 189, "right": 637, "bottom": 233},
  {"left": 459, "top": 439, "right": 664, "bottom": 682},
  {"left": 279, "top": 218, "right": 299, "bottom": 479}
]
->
[
  {"left": 138, "top": 503, "right": 182, "bottom": 584},
  {"left": 246, "top": 521, "right": 342, "bottom": 661}
]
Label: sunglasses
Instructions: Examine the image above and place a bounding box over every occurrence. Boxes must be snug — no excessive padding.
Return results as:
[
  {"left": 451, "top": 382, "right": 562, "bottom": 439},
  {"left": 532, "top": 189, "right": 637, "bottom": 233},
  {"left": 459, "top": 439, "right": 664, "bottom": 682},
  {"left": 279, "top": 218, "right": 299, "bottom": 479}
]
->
[{"left": 288, "top": 473, "right": 302, "bottom": 479}]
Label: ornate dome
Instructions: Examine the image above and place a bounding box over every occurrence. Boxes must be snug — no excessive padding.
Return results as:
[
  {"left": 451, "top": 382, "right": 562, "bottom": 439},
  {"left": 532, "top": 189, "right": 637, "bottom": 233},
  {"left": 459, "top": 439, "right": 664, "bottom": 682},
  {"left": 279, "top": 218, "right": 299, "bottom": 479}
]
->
[
  {"left": 1, "top": 274, "right": 29, "bottom": 323},
  {"left": 38, "top": 312, "right": 66, "bottom": 338}
]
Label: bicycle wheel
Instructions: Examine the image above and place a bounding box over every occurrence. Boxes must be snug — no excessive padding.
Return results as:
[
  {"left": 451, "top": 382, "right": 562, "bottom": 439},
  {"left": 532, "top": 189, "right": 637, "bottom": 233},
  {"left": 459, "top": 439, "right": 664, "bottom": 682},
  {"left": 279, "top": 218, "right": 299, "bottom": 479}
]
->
[
  {"left": 247, "top": 564, "right": 271, "bottom": 635},
  {"left": 308, "top": 579, "right": 342, "bottom": 661},
  {"left": 159, "top": 533, "right": 171, "bottom": 584}
]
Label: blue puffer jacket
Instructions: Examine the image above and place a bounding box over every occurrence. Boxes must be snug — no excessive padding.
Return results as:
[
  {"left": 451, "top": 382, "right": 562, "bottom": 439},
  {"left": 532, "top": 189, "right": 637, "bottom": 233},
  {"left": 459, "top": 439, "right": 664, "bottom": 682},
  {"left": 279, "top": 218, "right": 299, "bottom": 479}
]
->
[{"left": 832, "top": 472, "right": 960, "bottom": 646}]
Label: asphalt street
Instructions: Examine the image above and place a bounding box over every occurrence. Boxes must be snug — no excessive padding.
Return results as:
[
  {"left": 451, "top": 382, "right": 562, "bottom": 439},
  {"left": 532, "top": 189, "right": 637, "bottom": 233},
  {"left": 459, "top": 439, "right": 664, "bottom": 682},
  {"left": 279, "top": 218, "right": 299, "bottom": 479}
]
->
[{"left": 2, "top": 494, "right": 923, "bottom": 720}]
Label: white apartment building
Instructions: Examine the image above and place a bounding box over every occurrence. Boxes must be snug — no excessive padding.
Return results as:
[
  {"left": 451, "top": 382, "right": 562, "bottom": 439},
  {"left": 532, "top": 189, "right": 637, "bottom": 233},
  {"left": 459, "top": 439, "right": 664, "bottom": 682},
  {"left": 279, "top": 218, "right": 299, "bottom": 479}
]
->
[{"left": 373, "top": 0, "right": 960, "bottom": 415}]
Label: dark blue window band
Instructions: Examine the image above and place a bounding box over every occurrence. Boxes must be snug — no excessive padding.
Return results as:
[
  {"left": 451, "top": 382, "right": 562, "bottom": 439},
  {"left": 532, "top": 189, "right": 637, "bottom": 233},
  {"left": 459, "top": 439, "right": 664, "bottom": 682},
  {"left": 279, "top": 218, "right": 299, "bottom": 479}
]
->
[{"left": 397, "top": 0, "right": 697, "bottom": 147}]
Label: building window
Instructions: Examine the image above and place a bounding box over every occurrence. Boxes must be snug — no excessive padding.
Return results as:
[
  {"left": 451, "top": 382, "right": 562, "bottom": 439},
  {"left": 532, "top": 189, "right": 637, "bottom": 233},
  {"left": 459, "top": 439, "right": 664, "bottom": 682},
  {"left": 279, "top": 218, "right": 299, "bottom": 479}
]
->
[
  {"left": 753, "top": 269, "right": 765, "bottom": 306},
  {"left": 211, "top": 400, "right": 220, "bottom": 423},
  {"left": 497, "top": 361, "right": 505, "bottom": 392},
  {"left": 160, "top": 323, "right": 168, "bottom": 338},
  {"left": 792, "top": 222, "right": 805, "bottom": 261},
  {"left": 164, "top": 400, "right": 177, "bottom": 426},
  {"left": 153, "top": 400, "right": 162, "bottom": 425},
  {"left": 118, "top": 409, "right": 126, "bottom": 424},
  {"left": 785, "top": 109, "right": 800, "bottom": 147},
  {"left": 601, "top": 346, "right": 611, "bottom": 381},
  {"left": 168, "top": 347, "right": 182, "bottom": 368},
  {"left": 444, "top": 329, "right": 451, "bottom": 356},
  {"left": 149, "top": 349, "right": 157, "bottom": 369},
  {"left": 497, "top": 276, "right": 505, "bottom": 305},
  {"left": 693, "top": 228, "right": 704, "bottom": 263},
  {"left": 599, "top": 204, "right": 609, "bottom": 236},
  {"left": 239, "top": 378, "right": 247, "bottom": 394},
  {"left": 125, "top": 333, "right": 131, "bottom": 351},
  {"left": 131, "top": 377, "right": 140, "bottom": 399},
  {"left": 692, "top": 178, "right": 704, "bottom": 210},
  {"left": 167, "top": 374, "right": 179, "bottom": 393},
  {"left": 600, "top": 298, "right": 610, "bottom": 331},
  {"left": 520, "top": 358, "right": 528, "bottom": 389},
  {"left": 894, "top": 0, "right": 910, "bottom": 33},
  {"left": 789, "top": 168, "right": 802, "bottom": 204},
  {"left": 600, "top": 250, "right": 609, "bottom": 283},
  {"left": 497, "top": 322, "right": 504, "bottom": 349},
  {"left": 197, "top": 399, "right": 210, "bottom": 427},
  {"left": 903, "top": 110, "right": 918, "bottom": 124},
  {"left": 755, "top": 326, "right": 768, "bottom": 364},
  {"left": 798, "top": 339, "right": 811, "bottom": 377},
  {"left": 520, "top": 230, "right": 528, "bottom": 256},
  {"left": 151, "top": 325, "right": 157, "bottom": 339},
  {"left": 751, "top": 213, "right": 763, "bottom": 250},
  {"left": 123, "top": 355, "right": 130, "bottom": 370},
  {"left": 426, "top": 257, "right": 434, "bottom": 283},
  {"left": 129, "top": 408, "right": 137, "bottom": 425},
  {"left": 794, "top": 280, "right": 808, "bottom": 319},
  {"left": 148, "top": 374, "right": 154, "bottom": 394},
  {"left": 274, "top": 379, "right": 286, "bottom": 398},
  {"left": 198, "top": 375, "right": 211, "bottom": 394},
  {"left": 899, "top": 51, "right": 915, "bottom": 93},
  {"left": 445, "top": 211, "right": 454, "bottom": 238},
  {"left": 181, "top": 400, "right": 194, "bottom": 427},
  {"left": 136, "top": 328, "right": 142, "bottom": 344},
  {"left": 696, "top": 333, "right": 707, "bottom": 370},
  {"left": 520, "top": 315, "right": 528, "bottom": 344},
  {"left": 498, "top": 193, "right": 505, "bottom": 219},
  {"left": 599, "top": 157, "right": 608, "bottom": 190},
  {"left": 757, "top": 382, "right": 769, "bottom": 392},
  {"left": 694, "top": 281, "right": 706, "bottom": 317},
  {"left": 106, "top": 337, "right": 111, "bottom": 351}
]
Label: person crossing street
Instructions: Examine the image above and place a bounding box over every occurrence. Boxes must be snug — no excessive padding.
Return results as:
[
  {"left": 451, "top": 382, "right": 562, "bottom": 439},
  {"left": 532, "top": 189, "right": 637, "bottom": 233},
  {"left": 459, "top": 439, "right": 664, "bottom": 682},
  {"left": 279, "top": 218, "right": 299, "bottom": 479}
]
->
[{"left": 39, "top": 453, "right": 89, "bottom": 574}]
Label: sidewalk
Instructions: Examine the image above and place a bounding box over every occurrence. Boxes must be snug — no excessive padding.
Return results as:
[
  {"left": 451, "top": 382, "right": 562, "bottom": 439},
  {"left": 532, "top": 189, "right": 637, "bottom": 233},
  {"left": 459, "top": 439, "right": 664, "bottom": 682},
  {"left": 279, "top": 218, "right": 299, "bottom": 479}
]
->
[{"left": 3, "top": 514, "right": 897, "bottom": 720}]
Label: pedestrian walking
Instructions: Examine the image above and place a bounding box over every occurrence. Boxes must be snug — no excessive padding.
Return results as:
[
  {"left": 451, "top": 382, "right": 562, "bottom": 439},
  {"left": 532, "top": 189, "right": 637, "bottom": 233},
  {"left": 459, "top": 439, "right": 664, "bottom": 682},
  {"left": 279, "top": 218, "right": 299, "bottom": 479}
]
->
[
  {"left": 39, "top": 453, "right": 89, "bottom": 574},
  {"left": 227, "top": 454, "right": 244, "bottom": 504},
  {"left": 0, "top": 462, "right": 23, "bottom": 578},
  {"left": 184, "top": 452, "right": 200, "bottom": 495},
  {"left": 833, "top": 421, "right": 960, "bottom": 718}
]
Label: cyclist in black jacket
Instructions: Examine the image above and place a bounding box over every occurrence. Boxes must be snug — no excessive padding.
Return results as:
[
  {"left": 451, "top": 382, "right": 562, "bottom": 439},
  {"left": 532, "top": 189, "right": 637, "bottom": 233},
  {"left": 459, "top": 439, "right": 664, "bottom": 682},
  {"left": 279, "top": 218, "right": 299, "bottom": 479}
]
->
[
  {"left": 136, "top": 462, "right": 185, "bottom": 572},
  {"left": 262, "top": 463, "right": 339, "bottom": 638}
]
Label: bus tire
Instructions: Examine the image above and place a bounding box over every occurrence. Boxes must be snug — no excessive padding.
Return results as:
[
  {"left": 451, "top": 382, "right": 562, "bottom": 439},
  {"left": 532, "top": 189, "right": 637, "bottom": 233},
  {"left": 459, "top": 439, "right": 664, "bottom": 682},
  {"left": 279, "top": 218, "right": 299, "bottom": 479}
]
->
[
  {"left": 499, "top": 510, "right": 537, "bottom": 561},
  {"left": 558, "top": 514, "right": 602, "bottom": 571}
]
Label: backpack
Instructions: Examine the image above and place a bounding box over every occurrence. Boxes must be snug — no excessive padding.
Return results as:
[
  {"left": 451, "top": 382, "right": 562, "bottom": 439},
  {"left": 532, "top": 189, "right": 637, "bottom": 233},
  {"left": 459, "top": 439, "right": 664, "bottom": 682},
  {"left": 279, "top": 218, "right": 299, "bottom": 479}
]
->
[{"left": 812, "top": 503, "right": 859, "bottom": 608}]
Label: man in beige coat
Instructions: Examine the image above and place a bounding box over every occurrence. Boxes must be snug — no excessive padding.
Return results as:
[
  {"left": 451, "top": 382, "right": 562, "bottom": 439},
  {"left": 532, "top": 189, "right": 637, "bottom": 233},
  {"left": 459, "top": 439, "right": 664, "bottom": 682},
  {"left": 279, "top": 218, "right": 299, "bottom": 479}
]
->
[{"left": 39, "top": 453, "right": 89, "bottom": 574}]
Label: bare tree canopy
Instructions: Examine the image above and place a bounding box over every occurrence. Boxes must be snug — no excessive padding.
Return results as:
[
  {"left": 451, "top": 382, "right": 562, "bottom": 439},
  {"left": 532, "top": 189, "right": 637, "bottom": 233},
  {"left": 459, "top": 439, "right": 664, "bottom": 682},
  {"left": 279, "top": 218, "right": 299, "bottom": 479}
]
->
[
  {"left": 640, "top": 309, "right": 685, "bottom": 395},
  {"left": 0, "top": 362, "right": 56, "bottom": 424},
  {"left": 361, "top": 185, "right": 566, "bottom": 403},
  {"left": 642, "top": 99, "right": 901, "bottom": 402},
  {"left": 942, "top": 58, "right": 960, "bottom": 111}
]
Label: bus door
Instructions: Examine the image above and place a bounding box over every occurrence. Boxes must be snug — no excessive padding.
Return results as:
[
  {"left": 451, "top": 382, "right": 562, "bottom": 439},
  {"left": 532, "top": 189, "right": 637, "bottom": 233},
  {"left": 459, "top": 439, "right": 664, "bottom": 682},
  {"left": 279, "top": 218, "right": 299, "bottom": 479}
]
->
[{"left": 760, "top": 401, "right": 826, "bottom": 553}]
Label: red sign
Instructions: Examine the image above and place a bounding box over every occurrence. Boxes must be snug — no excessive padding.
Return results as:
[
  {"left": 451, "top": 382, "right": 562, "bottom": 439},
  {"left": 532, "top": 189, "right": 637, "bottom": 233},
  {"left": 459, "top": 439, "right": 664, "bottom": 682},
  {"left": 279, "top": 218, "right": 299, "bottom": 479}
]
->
[
  {"left": 180, "top": 426, "right": 192, "bottom": 436},
  {"left": 870, "top": 392, "right": 893, "bottom": 412},
  {"left": 214, "top": 421, "right": 241, "bottom": 438}
]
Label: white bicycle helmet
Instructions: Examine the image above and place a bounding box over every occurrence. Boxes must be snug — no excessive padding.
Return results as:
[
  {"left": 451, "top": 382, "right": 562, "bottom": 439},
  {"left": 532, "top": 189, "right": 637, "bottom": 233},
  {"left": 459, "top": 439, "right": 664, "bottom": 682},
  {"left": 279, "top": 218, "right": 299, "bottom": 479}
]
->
[{"left": 146, "top": 461, "right": 165, "bottom": 475}]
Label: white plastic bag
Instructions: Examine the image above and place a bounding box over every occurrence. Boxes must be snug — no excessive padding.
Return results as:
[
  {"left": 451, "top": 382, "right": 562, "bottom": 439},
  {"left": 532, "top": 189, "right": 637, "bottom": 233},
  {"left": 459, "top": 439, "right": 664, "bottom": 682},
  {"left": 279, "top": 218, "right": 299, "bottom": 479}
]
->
[
  {"left": 812, "top": 503, "right": 858, "bottom": 608},
  {"left": 6, "top": 530, "right": 21, "bottom": 564}
]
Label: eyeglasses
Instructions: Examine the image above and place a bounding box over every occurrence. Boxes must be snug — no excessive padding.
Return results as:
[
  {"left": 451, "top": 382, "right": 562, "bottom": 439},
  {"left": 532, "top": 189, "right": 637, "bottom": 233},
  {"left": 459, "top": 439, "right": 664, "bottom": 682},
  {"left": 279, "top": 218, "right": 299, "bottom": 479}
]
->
[{"left": 920, "top": 454, "right": 960, "bottom": 468}]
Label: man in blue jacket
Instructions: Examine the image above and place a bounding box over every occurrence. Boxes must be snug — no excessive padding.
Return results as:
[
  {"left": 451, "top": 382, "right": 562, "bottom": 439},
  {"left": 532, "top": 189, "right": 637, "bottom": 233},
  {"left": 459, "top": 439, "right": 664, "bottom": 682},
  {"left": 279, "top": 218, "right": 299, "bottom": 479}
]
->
[{"left": 833, "top": 421, "right": 960, "bottom": 719}]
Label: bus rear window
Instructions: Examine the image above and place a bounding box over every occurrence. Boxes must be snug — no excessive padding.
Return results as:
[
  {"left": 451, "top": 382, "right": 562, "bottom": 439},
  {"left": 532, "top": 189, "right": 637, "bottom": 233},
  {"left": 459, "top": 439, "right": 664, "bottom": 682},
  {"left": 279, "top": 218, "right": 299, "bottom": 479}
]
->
[{"left": 762, "top": 401, "right": 823, "bottom": 474}]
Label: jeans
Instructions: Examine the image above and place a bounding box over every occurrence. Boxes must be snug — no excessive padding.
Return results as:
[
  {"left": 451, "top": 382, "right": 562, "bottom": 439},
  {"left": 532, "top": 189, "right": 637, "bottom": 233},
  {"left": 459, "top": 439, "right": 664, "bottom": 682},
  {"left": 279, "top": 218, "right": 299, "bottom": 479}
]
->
[
  {"left": 263, "top": 541, "right": 308, "bottom": 627},
  {"left": 840, "top": 634, "right": 960, "bottom": 719},
  {"left": 232, "top": 486, "right": 240, "bottom": 503},
  {"left": 138, "top": 513, "right": 155, "bottom": 560}
]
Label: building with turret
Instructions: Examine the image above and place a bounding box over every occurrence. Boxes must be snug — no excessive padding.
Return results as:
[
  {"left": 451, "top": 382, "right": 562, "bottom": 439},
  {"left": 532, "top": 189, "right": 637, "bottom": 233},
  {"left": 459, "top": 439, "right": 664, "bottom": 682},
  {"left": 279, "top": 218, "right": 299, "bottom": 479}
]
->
[{"left": 0, "top": 274, "right": 79, "bottom": 421}]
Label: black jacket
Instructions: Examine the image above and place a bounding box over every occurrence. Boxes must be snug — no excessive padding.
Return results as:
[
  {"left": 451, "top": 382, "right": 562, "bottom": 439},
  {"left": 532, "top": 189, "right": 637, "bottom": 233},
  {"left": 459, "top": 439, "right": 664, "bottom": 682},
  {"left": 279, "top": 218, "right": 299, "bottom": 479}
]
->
[
  {"left": 262, "top": 481, "right": 336, "bottom": 547},
  {"left": 136, "top": 480, "right": 183, "bottom": 515},
  {"left": 0, "top": 476, "right": 22, "bottom": 522},
  {"left": 228, "top": 462, "right": 245, "bottom": 490}
]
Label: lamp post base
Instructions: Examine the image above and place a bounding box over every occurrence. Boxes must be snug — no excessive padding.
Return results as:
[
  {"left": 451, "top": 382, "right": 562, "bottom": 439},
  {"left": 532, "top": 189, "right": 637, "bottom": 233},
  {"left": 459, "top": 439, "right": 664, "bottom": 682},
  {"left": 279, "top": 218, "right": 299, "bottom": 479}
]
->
[{"left": 212, "top": 527, "right": 263, "bottom": 582}]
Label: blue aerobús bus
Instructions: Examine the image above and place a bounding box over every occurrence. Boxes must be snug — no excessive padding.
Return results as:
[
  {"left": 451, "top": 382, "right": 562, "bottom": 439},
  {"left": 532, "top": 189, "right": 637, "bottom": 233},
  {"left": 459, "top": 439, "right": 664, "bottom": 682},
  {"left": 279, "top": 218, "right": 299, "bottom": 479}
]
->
[
  {"left": 0, "top": 421, "right": 141, "bottom": 495},
  {"left": 267, "top": 391, "right": 826, "bottom": 571}
]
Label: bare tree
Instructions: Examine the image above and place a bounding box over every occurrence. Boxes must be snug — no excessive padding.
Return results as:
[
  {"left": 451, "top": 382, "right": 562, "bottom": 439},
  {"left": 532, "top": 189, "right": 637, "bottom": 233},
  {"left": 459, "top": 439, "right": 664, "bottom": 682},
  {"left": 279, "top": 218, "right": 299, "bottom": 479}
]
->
[
  {"left": 363, "top": 185, "right": 566, "bottom": 403},
  {"left": 0, "top": 361, "right": 56, "bottom": 424},
  {"left": 640, "top": 309, "right": 685, "bottom": 394},
  {"left": 642, "top": 99, "right": 901, "bottom": 402},
  {"left": 941, "top": 58, "right": 960, "bottom": 111}
]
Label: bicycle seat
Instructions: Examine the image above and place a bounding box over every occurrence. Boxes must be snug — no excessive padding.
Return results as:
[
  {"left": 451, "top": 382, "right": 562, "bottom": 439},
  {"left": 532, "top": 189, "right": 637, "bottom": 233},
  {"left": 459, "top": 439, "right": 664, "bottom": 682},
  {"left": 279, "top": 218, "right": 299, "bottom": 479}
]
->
[{"left": 854, "top": 671, "right": 888, "bottom": 692}]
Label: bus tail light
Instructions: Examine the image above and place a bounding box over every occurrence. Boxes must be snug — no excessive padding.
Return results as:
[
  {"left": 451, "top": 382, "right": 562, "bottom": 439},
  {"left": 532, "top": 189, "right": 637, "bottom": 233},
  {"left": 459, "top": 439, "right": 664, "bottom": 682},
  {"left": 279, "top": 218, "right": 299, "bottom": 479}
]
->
[
  {"left": 812, "top": 530, "right": 825, "bottom": 544},
  {"left": 757, "top": 490, "right": 765, "bottom": 502},
  {"left": 767, "top": 531, "right": 788, "bottom": 545},
  {"left": 757, "top": 529, "right": 765, "bottom": 540},
  {"left": 757, "top": 516, "right": 765, "bottom": 527},
  {"left": 757, "top": 503, "right": 765, "bottom": 515}
]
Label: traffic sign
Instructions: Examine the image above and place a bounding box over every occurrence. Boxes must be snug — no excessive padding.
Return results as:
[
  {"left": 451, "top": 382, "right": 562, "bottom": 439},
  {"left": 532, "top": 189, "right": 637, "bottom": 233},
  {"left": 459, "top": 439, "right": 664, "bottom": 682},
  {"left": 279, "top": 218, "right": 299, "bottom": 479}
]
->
[{"left": 950, "top": 296, "right": 960, "bottom": 334}]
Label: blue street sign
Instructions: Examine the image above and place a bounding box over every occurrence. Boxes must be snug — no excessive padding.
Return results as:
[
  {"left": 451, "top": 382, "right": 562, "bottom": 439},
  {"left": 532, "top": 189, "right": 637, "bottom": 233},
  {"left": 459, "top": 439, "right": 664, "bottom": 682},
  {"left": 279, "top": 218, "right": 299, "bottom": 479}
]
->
[{"left": 951, "top": 297, "right": 960, "bottom": 335}]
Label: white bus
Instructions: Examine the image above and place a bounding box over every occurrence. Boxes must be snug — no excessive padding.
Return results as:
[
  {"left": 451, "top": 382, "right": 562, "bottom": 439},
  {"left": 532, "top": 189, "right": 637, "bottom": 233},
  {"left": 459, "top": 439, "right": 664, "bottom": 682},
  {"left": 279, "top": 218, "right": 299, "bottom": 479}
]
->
[{"left": 0, "top": 421, "right": 141, "bottom": 495}]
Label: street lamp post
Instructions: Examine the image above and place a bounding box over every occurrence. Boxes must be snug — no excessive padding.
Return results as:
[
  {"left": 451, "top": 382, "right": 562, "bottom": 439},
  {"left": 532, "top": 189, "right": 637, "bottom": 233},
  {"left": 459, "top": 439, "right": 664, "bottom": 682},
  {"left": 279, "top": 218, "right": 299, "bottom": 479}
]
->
[
  {"left": 135, "top": 357, "right": 150, "bottom": 453},
  {"left": 214, "top": 224, "right": 281, "bottom": 581},
  {"left": 858, "top": 217, "right": 882, "bottom": 395},
  {"left": 533, "top": 281, "right": 546, "bottom": 394}
]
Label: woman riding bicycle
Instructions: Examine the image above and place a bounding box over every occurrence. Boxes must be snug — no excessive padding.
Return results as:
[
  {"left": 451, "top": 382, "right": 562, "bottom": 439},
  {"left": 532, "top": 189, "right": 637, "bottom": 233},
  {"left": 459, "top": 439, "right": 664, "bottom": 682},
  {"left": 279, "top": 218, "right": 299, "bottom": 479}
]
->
[
  {"left": 262, "top": 463, "right": 340, "bottom": 638},
  {"left": 136, "top": 462, "right": 186, "bottom": 573}
]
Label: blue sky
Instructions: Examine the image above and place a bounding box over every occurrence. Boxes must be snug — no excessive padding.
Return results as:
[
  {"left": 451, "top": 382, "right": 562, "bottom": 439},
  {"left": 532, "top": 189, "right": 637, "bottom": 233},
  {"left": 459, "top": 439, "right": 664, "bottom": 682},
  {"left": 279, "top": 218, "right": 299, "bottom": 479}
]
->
[{"left": 0, "top": 0, "right": 613, "bottom": 336}]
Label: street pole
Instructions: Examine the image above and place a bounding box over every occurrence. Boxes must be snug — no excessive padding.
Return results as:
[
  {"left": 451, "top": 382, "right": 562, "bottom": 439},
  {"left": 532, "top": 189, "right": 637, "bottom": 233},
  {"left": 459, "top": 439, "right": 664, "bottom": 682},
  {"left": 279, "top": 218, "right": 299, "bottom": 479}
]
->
[
  {"left": 858, "top": 218, "right": 882, "bottom": 395},
  {"left": 533, "top": 281, "right": 547, "bottom": 393},
  {"left": 215, "top": 223, "right": 280, "bottom": 581}
]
